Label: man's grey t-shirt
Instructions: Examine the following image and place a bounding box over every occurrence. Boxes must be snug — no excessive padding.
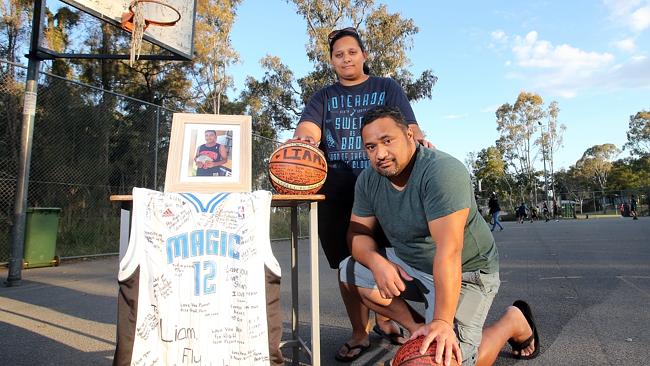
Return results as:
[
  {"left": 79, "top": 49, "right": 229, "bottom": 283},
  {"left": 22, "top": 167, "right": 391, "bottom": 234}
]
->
[{"left": 352, "top": 146, "right": 499, "bottom": 275}]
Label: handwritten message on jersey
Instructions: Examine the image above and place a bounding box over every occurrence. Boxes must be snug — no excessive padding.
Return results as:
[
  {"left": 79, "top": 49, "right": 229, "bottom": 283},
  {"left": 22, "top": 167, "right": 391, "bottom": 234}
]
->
[{"left": 124, "top": 188, "right": 272, "bottom": 366}]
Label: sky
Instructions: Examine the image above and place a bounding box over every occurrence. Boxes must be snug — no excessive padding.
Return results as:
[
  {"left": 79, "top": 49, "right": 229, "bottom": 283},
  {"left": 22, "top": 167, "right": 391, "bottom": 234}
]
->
[{"left": 225, "top": 0, "right": 650, "bottom": 170}]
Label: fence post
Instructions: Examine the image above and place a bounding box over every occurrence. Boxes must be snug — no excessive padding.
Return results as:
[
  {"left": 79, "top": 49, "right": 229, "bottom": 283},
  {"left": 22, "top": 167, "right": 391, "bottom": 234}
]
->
[
  {"left": 154, "top": 106, "right": 160, "bottom": 189},
  {"left": 593, "top": 191, "right": 596, "bottom": 213},
  {"left": 5, "top": 0, "right": 45, "bottom": 286}
]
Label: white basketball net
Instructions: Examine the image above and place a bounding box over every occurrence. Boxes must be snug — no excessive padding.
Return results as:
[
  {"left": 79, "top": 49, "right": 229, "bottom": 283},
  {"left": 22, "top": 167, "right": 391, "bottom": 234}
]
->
[{"left": 129, "top": 1, "right": 146, "bottom": 66}]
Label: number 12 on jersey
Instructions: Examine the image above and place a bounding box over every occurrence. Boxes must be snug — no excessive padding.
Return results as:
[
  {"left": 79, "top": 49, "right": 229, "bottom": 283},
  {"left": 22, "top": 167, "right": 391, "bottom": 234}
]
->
[{"left": 193, "top": 260, "right": 216, "bottom": 296}]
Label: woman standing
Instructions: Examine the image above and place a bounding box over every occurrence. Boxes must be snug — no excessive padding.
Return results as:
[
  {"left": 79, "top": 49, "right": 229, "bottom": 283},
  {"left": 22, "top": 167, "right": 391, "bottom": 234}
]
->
[{"left": 292, "top": 27, "right": 431, "bottom": 361}]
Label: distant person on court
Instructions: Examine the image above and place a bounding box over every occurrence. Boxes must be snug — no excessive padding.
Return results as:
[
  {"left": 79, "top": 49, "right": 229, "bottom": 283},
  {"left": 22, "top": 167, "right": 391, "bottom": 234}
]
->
[
  {"left": 194, "top": 130, "right": 228, "bottom": 176},
  {"left": 552, "top": 200, "right": 560, "bottom": 221},
  {"left": 340, "top": 106, "right": 539, "bottom": 366},
  {"left": 630, "top": 195, "right": 638, "bottom": 220},
  {"left": 516, "top": 203, "right": 527, "bottom": 224},
  {"left": 529, "top": 203, "right": 538, "bottom": 222},
  {"left": 292, "top": 27, "right": 432, "bottom": 361},
  {"left": 488, "top": 192, "right": 503, "bottom": 231},
  {"left": 542, "top": 202, "right": 550, "bottom": 222}
]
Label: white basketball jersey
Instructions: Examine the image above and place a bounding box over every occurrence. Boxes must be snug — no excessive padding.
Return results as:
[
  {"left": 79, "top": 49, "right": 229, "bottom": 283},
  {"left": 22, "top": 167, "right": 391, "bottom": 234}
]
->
[{"left": 118, "top": 188, "right": 274, "bottom": 366}]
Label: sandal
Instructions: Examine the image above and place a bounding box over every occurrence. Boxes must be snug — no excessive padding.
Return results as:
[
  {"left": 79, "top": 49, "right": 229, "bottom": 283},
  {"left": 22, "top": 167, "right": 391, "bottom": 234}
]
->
[
  {"left": 508, "top": 300, "right": 540, "bottom": 359},
  {"left": 334, "top": 342, "right": 371, "bottom": 362},
  {"left": 373, "top": 324, "right": 406, "bottom": 345}
]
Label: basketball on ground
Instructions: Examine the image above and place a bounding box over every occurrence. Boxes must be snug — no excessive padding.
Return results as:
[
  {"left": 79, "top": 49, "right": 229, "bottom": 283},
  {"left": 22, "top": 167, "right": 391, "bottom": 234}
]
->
[
  {"left": 392, "top": 337, "right": 460, "bottom": 366},
  {"left": 268, "top": 142, "right": 327, "bottom": 195}
]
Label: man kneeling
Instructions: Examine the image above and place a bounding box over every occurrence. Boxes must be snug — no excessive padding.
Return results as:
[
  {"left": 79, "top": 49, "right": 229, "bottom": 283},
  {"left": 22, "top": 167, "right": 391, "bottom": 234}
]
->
[{"left": 340, "top": 106, "right": 539, "bottom": 366}]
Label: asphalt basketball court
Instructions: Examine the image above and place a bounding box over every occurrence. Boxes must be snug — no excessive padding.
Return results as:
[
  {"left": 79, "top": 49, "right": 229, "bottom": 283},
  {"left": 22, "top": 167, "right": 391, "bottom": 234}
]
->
[{"left": 1, "top": 216, "right": 648, "bottom": 365}]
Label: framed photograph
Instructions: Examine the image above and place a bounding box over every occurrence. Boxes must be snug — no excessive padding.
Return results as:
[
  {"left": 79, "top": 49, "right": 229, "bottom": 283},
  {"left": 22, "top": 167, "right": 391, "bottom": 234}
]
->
[{"left": 165, "top": 113, "right": 252, "bottom": 193}]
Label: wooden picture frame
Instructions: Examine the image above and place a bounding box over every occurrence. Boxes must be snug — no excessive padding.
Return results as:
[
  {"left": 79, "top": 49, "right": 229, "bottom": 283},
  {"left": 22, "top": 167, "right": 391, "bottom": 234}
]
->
[{"left": 164, "top": 113, "right": 252, "bottom": 193}]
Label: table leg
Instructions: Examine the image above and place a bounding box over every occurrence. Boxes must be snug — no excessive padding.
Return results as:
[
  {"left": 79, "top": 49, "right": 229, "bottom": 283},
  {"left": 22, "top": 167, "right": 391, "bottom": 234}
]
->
[
  {"left": 290, "top": 206, "right": 300, "bottom": 365},
  {"left": 118, "top": 201, "right": 132, "bottom": 262},
  {"left": 309, "top": 202, "right": 320, "bottom": 366}
]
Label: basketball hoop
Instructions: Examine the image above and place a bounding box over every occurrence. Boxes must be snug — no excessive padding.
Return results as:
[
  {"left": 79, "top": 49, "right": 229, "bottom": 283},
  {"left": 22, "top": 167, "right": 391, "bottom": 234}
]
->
[{"left": 121, "top": 0, "right": 181, "bottom": 66}]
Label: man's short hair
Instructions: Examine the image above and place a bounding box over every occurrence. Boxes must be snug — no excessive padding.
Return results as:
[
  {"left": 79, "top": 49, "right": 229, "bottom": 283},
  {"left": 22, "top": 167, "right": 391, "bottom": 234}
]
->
[
  {"left": 361, "top": 106, "right": 409, "bottom": 133},
  {"left": 205, "top": 130, "right": 217, "bottom": 135}
]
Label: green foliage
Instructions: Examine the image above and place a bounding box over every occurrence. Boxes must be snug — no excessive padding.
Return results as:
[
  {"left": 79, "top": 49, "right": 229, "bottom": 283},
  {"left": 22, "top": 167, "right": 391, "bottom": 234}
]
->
[
  {"left": 554, "top": 166, "right": 592, "bottom": 202},
  {"left": 0, "top": 0, "right": 31, "bottom": 62},
  {"left": 469, "top": 146, "right": 507, "bottom": 194},
  {"left": 574, "top": 143, "right": 620, "bottom": 191},
  {"left": 623, "top": 110, "right": 650, "bottom": 157},
  {"left": 192, "top": 0, "right": 242, "bottom": 114},
  {"left": 269, "top": 207, "right": 310, "bottom": 240},
  {"left": 495, "top": 92, "right": 565, "bottom": 203},
  {"left": 43, "top": 6, "right": 80, "bottom": 54},
  {"left": 57, "top": 209, "right": 120, "bottom": 256},
  {"left": 239, "top": 56, "right": 302, "bottom": 138},
  {"left": 496, "top": 92, "right": 543, "bottom": 178},
  {"left": 608, "top": 156, "right": 650, "bottom": 190}
]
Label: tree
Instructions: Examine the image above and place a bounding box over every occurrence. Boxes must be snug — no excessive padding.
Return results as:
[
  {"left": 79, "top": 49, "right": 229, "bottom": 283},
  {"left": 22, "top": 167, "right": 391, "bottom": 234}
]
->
[
  {"left": 0, "top": 0, "right": 31, "bottom": 64},
  {"left": 243, "top": 0, "right": 437, "bottom": 133},
  {"left": 192, "top": 0, "right": 242, "bottom": 114},
  {"left": 495, "top": 92, "right": 566, "bottom": 204},
  {"left": 608, "top": 156, "right": 650, "bottom": 190},
  {"left": 468, "top": 146, "right": 518, "bottom": 209},
  {"left": 240, "top": 56, "right": 302, "bottom": 139},
  {"left": 575, "top": 143, "right": 620, "bottom": 192},
  {"left": 1, "top": 0, "right": 31, "bottom": 183},
  {"left": 539, "top": 101, "right": 566, "bottom": 196},
  {"left": 495, "top": 92, "right": 544, "bottom": 201},
  {"left": 470, "top": 146, "right": 507, "bottom": 194},
  {"left": 43, "top": 6, "right": 80, "bottom": 78},
  {"left": 554, "top": 167, "right": 591, "bottom": 213},
  {"left": 623, "top": 110, "right": 650, "bottom": 157}
]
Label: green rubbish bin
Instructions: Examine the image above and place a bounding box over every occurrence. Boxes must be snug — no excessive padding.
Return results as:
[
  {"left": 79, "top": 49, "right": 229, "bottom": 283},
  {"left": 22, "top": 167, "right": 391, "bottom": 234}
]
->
[
  {"left": 562, "top": 203, "right": 575, "bottom": 219},
  {"left": 23, "top": 207, "right": 61, "bottom": 268}
]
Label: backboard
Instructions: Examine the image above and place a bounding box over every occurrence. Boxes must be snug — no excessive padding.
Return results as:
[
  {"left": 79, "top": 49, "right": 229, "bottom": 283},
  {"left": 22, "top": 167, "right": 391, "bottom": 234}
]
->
[{"left": 59, "top": 0, "right": 196, "bottom": 60}]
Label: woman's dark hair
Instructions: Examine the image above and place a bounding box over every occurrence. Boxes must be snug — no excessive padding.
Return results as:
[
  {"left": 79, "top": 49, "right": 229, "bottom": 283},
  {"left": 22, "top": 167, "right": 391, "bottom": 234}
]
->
[{"left": 328, "top": 27, "right": 370, "bottom": 75}]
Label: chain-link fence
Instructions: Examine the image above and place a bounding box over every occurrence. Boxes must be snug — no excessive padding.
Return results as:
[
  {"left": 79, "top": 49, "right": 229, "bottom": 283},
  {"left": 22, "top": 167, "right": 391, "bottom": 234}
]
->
[
  {"left": 559, "top": 189, "right": 649, "bottom": 216},
  {"left": 1, "top": 59, "right": 283, "bottom": 263}
]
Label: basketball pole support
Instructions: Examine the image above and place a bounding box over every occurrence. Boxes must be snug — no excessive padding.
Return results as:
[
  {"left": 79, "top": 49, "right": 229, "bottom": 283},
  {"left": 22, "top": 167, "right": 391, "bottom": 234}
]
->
[{"left": 5, "top": 0, "right": 45, "bottom": 286}]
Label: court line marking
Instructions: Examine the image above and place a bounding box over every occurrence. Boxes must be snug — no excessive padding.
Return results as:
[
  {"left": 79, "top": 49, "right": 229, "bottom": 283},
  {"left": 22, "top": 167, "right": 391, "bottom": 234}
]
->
[{"left": 617, "top": 276, "right": 650, "bottom": 297}]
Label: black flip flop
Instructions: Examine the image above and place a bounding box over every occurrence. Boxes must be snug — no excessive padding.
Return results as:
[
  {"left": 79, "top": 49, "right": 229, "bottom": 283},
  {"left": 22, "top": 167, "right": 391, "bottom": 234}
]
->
[
  {"left": 334, "top": 342, "right": 371, "bottom": 362},
  {"left": 373, "top": 324, "right": 406, "bottom": 345},
  {"left": 508, "top": 300, "right": 540, "bottom": 359}
]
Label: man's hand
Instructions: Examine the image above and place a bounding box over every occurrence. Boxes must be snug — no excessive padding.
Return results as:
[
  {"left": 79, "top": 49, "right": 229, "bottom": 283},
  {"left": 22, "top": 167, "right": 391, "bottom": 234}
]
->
[
  {"left": 370, "top": 259, "right": 413, "bottom": 299},
  {"left": 410, "top": 320, "right": 462, "bottom": 366}
]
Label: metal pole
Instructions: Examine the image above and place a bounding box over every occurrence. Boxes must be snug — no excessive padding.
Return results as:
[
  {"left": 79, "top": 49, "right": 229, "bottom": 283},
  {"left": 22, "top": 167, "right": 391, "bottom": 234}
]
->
[
  {"left": 5, "top": 0, "right": 45, "bottom": 286},
  {"left": 290, "top": 206, "right": 300, "bottom": 365},
  {"left": 154, "top": 107, "right": 160, "bottom": 189},
  {"left": 549, "top": 122, "right": 555, "bottom": 203},
  {"left": 309, "top": 202, "right": 320, "bottom": 365},
  {"left": 541, "top": 125, "right": 549, "bottom": 208}
]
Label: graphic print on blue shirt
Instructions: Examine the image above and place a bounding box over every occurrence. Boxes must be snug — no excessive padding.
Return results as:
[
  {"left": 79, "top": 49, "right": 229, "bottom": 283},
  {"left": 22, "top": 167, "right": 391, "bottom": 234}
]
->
[
  {"left": 323, "top": 90, "right": 385, "bottom": 172},
  {"left": 300, "top": 77, "right": 416, "bottom": 176}
]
